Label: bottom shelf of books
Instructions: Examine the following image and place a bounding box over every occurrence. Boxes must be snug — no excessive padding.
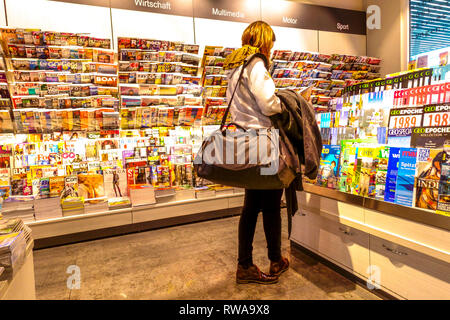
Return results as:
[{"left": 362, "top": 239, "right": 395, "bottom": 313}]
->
[
  {"left": 25, "top": 190, "right": 244, "bottom": 241},
  {"left": 0, "top": 124, "right": 247, "bottom": 242},
  {"left": 0, "top": 218, "right": 35, "bottom": 300}
]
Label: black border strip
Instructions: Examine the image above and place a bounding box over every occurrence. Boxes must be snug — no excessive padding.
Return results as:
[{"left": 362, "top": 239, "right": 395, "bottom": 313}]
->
[
  {"left": 302, "top": 184, "right": 450, "bottom": 232},
  {"left": 290, "top": 241, "right": 399, "bottom": 301},
  {"left": 33, "top": 206, "right": 242, "bottom": 249}
]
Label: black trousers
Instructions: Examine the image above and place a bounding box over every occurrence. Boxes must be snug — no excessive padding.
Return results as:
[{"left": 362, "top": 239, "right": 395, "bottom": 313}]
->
[{"left": 238, "top": 188, "right": 283, "bottom": 267}]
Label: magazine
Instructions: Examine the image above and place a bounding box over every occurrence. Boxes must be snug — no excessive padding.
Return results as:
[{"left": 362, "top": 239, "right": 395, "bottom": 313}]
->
[
  {"left": 411, "top": 126, "right": 450, "bottom": 149},
  {"left": 384, "top": 147, "right": 401, "bottom": 203},
  {"left": 414, "top": 148, "right": 447, "bottom": 211},
  {"left": 103, "top": 168, "right": 127, "bottom": 198},
  {"left": 338, "top": 142, "right": 357, "bottom": 193},
  {"left": 437, "top": 162, "right": 450, "bottom": 216},
  {"left": 317, "top": 145, "right": 340, "bottom": 189},
  {"left": 394, "top": 148, "right": 418, "bottom": 207},
  {"left": 358, "top": 147, "right": 377, "bottom": 197},
  {"left": 61, "top": 175, "right": 79, "bottom": 199},
  {"left": 375, "top": 146, "right": 390, "bottom": 200},
  {"left": 77, "top": 173, "right": 105, "bottom": 203},
  {"left": 0, "top": 168, "right": 10, "bottom": 186},
  {"left": 49, "top": 176, "right": 65, "bottom": 198}
]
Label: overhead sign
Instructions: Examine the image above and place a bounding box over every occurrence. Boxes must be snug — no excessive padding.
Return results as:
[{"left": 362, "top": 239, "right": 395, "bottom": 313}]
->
[
  {"left": 317, "top": 6, "right": 366, "bottom": 34},
  {"left": 261, "top": 1, "right": 320, "bottom": 30},
  {"left": 193, "top": 0, "right": 260, "bottom": 23},
  {"left": 110, "top": 0, "right": 193, "bottom": 17},
  {"left": 261, "top": 0, "right": 366, "bottom": 35},
  {"left": 50, "top": 0, "right": 366, "bottom": 35},
  {"left": 50, "top": 0, "right": 110, "bottom": 7}
]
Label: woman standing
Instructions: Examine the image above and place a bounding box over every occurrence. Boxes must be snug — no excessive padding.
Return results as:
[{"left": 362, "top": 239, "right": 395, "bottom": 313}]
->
[{"left": 223, "top": 21, "right": 289, "bottom": 285}]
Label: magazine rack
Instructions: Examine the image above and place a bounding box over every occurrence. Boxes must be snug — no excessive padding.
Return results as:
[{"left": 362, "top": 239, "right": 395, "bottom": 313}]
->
[
  {"left": 0, "top": 240, "right": 36, "bottom": 300},
  {"left": 291, "top": 185, "right": 450, "bottom": 300}
]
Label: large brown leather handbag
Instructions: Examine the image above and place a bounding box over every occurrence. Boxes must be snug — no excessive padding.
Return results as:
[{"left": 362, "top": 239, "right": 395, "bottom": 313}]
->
[{"left": 193, "top": 54, "right": 297, "bottom": 190}]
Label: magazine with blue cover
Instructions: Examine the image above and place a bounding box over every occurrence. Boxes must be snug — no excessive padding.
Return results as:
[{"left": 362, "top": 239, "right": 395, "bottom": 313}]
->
[
  {"left": 384, "top": 147, "right": 401, "bottom": 203},
  {"left": 317, "top": 145, "right": 341, "bottom": 189},
  {"left": 387, "top": 127, "right": 412, "bottom": 147},
  {"left": 394, "top": 148, "right": 418, "bottom": 207}
]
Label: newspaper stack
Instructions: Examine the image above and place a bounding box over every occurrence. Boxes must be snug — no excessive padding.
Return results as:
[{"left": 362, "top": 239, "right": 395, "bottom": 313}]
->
[
  {"left": 129, "top": 185, "right": 156, "bottom": 207},
  {"left": 61, "top": 197, "right": 85, "bottom": 217},
  {"left": 210, "top": 184, "right": 234, "bottom": 196},
  {"left": 108, "top": 197, "right": 131, "bottom": 210},
  {"left": 175, "top": 188, "right": 196, "bottom": 201},
  {"left": 84, "top": 198, "right": 109, "bottom": 214},
  {"left": 154, "top": 187, "right": 175, "bottom": 204},
  {"left": 1, "top": 196, "right": 35, "bottom": 224},
  {"left": 0, "top": 218, "right": 32, "bottom": 245},
  {"left": 195, "top": 186, "right": 216, "bottom": 199},
  {"left": 0, "top": 218, "right": 32, "bottom": 281},
  {"left": 34, "top": 197, "right": 63, "bottom": 221}
]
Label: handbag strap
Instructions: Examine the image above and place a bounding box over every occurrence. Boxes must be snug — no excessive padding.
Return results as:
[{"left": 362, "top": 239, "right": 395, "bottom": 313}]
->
[{"left": 220, "top": 53, "right": 268, "bottom": 130}]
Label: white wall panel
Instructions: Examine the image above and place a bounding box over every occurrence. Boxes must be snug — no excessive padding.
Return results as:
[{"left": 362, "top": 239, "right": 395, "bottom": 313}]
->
[
  {"left": 194, "top": 19, "right": 319, "bottom": 55},
  {"left": 111, "top": 8, "right": 194, "bottom": 48},
  {"left": 318, "top": 31, "right": 366, "bottom": 56},
  {"left": 0, "top": 1, "right": 6, "bottom": 27},
  {"left": 271, "top": 26, "right": 318, "bottom": 52},
  {"left": 297, "top": 0, "right": 364, "bottom": 11},
  {"left": 194, "top": 18, "right": 248, "bottom": 56},
  {"left": 5, "top": 0, "right": 111, "bottom": 39}
]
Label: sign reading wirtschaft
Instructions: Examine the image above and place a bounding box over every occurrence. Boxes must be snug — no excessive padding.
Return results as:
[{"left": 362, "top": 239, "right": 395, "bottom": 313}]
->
[{"left": 110, "top": 0, "right": 193, "bottom": 17}]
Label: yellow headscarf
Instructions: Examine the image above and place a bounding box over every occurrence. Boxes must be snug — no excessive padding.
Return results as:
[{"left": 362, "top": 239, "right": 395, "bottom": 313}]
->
[{"left": 223, "top": 45, "right": 260, "bottom": 70}]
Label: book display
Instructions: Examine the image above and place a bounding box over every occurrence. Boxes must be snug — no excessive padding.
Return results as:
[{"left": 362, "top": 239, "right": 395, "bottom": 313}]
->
[
  {"left": 270, "top": 50, "right": 381, "bottom": 112},
  {"left": 0, "top": 31, "right": 240, "bottom": 223},
  {"left": 118, "top": 37, "right": 203, "bottom": 129},
  {"left": 0, "top": 27, "right": 121, "bottom": 219},
  {"left": 0, "top": 25, "right": 445, "bottom": 236},
  {"left": 0, "top": 217, "right": 32, "bottom": 281},
  {"left": 200, "top": 46, "right": 234, "bottom": 125},
  {"left": 0, "top": 44, "right": 13, "bottom": 136},
  {"left": 0, "top": 27, "right": 119, "bottom": 134},
  {"left": 307, "top": 65, "right": 450, "bottom": 217}
]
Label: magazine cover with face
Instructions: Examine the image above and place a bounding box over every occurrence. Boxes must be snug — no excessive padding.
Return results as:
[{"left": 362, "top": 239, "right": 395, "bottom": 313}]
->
[
  {"left": 77, "top": 173, "right": 105, "bottom": 203},
  {"left": 437, "top": 162, "right": 450, "bottom": 216},
  {"left": 317, "top": 145, "right": 341, "bottom": 189},
  {"left": 415, "top": 145, "right": 450, "bottom": 210}
]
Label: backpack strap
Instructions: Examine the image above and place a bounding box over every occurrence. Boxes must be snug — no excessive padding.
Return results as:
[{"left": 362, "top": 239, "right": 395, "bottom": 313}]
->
[{"left": 220, "top": 53, "right": 268, "bottom": 130}]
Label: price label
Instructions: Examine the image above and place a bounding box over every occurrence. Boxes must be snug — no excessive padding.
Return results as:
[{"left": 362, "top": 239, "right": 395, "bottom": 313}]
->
[
  {"left": 423, "top": 112, "right": 450, "bottom": 127},
  {"left": 388, "top": 114, "right": 422, "bottom": 129}
]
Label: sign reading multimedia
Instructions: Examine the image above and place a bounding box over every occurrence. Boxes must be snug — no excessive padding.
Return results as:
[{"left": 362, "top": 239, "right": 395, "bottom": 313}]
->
[
  {"left": 50, "top": 0, "right": 366, "bottom": 35},
  {"left": 193, "top": 0, "right": 260, "bottom": 23}
]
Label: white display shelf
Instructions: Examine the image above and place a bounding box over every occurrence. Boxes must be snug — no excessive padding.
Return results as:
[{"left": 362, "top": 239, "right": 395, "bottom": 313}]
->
[
  {"left": 292, "top": 190, "right": 450, "bottom": 299},
  {"left": 26, "top": 207, "right": 131, "bottom": 227},
  {"left": 0, "top": 241, "right": 36, "bottom": 300},
  {"left": 24, "top": 192, "right": 244, "bottom": 241}
]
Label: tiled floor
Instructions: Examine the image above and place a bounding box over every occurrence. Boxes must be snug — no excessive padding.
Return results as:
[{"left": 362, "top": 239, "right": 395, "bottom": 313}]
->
[{"left": 33, "top": 213, "right": 380, "bottom": 300}]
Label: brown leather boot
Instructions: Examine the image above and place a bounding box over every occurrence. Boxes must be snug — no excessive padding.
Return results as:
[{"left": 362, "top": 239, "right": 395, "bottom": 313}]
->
[
  {"left": 236, "top": 264, "right": 279, "bottom": 284},
  {"left": 269, "top": 257, "right": 289, "bottom": 276}
]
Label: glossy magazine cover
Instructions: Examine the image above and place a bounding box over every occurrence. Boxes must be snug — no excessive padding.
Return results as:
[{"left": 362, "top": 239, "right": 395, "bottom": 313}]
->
[
  {"left": 394, "top": 148, "right": 418, "bottom": 207},
  {"left": 437, "top": 162, "right": 450, "bottom": 216},
  {"left": 384, "top": 147, "right": 401, "bottom": 203}
]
